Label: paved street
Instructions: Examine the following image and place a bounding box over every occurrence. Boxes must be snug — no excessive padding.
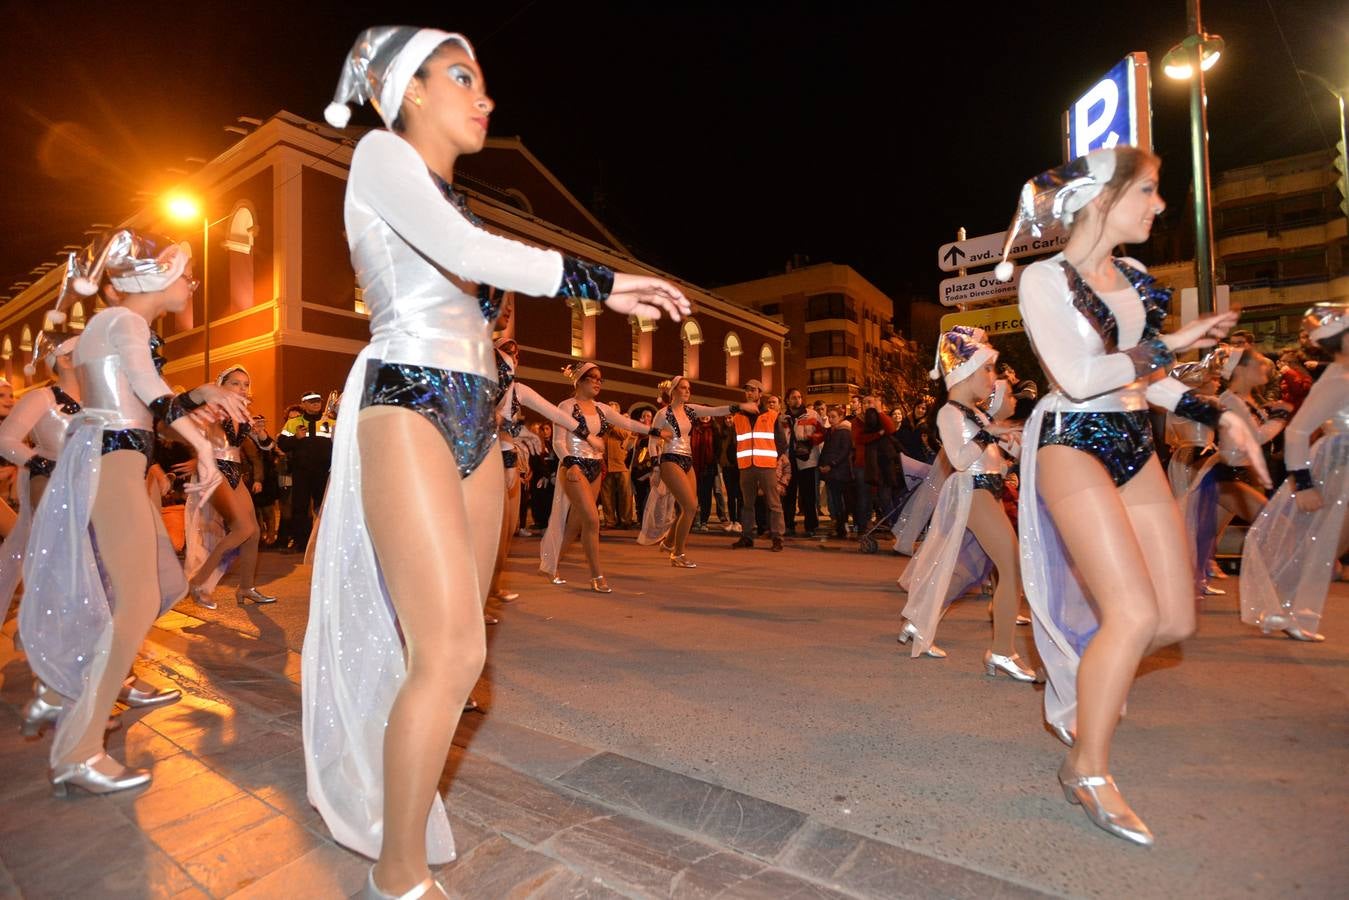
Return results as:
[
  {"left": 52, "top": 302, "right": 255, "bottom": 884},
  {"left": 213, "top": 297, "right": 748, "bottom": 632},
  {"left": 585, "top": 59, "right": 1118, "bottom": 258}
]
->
[{"left": 0, "top": 525, "right": 1345, "bottom": 898}]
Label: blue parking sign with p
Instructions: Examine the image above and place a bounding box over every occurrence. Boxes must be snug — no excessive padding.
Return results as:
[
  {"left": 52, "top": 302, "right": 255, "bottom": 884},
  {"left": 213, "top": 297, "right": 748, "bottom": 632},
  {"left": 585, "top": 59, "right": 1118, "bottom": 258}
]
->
[{"left": 1064, "top": 54, "right": 1151, "bottom": 162}]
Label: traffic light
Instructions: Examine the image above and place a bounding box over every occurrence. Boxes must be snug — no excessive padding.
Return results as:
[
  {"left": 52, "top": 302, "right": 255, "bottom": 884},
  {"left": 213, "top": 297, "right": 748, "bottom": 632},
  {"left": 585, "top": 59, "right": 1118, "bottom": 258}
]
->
[{"left": 1337, "top": 139, "right": 1348, "bottom": 218}]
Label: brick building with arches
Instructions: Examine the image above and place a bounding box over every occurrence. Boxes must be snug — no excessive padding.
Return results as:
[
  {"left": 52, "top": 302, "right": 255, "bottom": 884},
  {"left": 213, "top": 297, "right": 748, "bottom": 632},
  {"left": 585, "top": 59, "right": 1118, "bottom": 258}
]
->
[{"left": 1, "top": 111, "right": 784, "bottom": 421}]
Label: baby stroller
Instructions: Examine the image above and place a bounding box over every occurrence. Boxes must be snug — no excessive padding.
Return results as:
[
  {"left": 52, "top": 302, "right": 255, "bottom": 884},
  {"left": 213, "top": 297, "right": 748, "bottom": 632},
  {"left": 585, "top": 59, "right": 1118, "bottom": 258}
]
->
[
  {"left": 857, "top": 451, "right": 932, "bottom": 553},
  {"left": 857, "top": 491, "right": 910, "bottom": 553}
]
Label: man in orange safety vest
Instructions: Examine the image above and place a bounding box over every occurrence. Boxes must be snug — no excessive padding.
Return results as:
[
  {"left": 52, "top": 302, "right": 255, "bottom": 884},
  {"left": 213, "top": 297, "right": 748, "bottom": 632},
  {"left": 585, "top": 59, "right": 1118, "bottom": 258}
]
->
[{"left": 730, "top": 379, "right": 787, "bottom": 552}]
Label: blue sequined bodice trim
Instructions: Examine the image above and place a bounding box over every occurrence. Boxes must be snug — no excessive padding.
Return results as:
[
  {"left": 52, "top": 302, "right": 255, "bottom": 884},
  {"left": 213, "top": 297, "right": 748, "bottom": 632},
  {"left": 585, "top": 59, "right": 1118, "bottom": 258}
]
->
[
  {"left": 1038, "top": 410, "right": 1154, "bottom": 487},
  {"left": 1060, "top": 259, "right": 1171, "bottom": 351}
]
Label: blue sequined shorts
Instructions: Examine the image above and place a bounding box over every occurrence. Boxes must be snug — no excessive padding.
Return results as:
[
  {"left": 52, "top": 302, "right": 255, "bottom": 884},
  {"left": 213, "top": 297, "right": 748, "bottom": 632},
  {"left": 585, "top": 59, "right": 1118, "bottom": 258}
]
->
[
  {"left": 102, "top": 428, "right": 155, "bottom": 471},
  {"left": 973, "top": 473, "right": 1006, "bottom": 500},
  {"left": 1037, "top": 410, "right": 1154, "bottom": 487},
  {"left": 660, "top": 452, "right": 693, "bottom": 473},
  {"left": 561, "top": 456, "right": 602, "bottom": 482},
  {"left": 360, "top": 361, "right": 499, "bottom": 479},
  {"left": 216, "top": 459, "right": 244, "bottom": 490}
]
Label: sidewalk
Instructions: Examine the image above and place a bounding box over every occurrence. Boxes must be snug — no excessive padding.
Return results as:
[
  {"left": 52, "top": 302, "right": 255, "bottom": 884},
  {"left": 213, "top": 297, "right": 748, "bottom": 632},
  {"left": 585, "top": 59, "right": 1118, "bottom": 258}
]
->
[{"left": 0, "top": 587, "right": 1046, "bottom": 899}]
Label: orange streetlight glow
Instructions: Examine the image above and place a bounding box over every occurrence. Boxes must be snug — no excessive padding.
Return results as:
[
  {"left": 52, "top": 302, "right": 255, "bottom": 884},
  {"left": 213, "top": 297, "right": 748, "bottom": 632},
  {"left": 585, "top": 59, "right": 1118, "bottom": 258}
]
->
[{"left": 164, "top": 194, "right": 202, "bottom": 223}]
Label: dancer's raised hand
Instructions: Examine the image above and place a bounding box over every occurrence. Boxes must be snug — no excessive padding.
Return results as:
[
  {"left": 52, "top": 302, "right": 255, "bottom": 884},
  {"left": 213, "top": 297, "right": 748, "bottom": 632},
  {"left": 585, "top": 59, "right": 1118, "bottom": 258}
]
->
[
  {"left": 605, "top": 274, "right": 691, "bottom": 322},
  {"left": 188, "top": 383, "right": 251, "bottom": 425},
  {"left": 1163, "top": 310, "right": 1239, "bottom": 353}
]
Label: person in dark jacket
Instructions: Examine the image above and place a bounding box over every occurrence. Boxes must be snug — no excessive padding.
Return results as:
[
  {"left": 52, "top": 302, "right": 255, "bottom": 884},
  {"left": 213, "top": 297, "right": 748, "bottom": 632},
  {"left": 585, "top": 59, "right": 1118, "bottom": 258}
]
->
[{"left": 817, "top": 405, "right": 855, "bottom": 538}]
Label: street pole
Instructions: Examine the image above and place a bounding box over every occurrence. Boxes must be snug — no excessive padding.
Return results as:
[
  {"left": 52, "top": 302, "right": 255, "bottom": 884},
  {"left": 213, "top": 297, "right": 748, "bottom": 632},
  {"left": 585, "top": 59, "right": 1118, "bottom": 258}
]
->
[
  {"left": 1187, "top": 0, "right": 1216, "bottom": 315},
  {"left": 202, "top": 216, "right": 210, "bottom": 383}
]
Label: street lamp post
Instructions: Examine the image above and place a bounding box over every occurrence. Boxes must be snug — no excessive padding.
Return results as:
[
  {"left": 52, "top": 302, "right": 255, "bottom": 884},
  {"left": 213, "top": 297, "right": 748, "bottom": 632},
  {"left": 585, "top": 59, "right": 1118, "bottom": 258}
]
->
[
  {"left": 1162, "top": 0, "right": 1225, "bottom": 315},
  {"left": 165, "top": 194, "right": 231, "bottom": 381}
]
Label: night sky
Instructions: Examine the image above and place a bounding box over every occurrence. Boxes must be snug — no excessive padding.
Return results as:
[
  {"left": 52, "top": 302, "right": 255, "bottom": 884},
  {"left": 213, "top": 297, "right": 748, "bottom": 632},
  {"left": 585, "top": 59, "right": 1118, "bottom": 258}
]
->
[{"left": 1, "top": 1, "right": 1345, "bottom": 327}]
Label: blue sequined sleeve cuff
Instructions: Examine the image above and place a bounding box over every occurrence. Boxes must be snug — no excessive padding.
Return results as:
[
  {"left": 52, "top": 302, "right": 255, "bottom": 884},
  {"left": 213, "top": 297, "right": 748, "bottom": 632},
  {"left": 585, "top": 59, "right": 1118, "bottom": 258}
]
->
[
  {"left": 556, "top": 256, "right": 615, "bottom": 302},
  {"left": 1290, "top": 469, "right": 1315, "bottom": 491},
  {"left": 1174, "top": 391, "right": 1224, "bottom": 430},
  {"left": 151, "top": 390, "right": 205, "bottom": 425},
  {"left": 972, "top": 429, "right": 998, "bottom": 448},
  {"left": 1123, "top": 337, "right": 1175, "bottom": 378},
  {"left": 25, "top": 455, "right": 54, "bottom": 478},
  {"left": 1265, "top": 406, "right": 1291, "bottom": 422}
]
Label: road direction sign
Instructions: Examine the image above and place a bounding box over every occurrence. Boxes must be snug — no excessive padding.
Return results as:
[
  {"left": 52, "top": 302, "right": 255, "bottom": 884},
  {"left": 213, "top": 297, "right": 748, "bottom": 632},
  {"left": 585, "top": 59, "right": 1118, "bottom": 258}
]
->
[
  {"left": 936, "top": 225, "right": 1066, "bottom": 272},
  {"left": 940, "top": 265, "right": 1022, "bottom": 307},
  {"left": 939, "top": 303, "right": 1024, "bottom": 337}
]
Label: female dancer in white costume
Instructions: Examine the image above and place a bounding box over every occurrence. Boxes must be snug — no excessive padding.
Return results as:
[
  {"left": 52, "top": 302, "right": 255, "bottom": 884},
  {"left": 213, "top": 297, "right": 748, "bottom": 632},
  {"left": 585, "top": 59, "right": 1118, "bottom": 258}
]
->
[
  {"left": 1212, "top": 346, "right": 1290, "bottom": 529},
  {"left": 539, "top": 362, "right": 668, "bottom": 592},
  {"left": 1164, "top": 361, "right": 1226, "bottom": 598},
  {"left": 897, "top": 330, "right": 1034, "bottom": 680},
  {"left": 637, "top": 375, "right": 754, "bottom": 567},
  {"left": 995, "top": 146, "right": 1269, "bottom": 845},
  {"left": 184, "top": 365, "right": 276, "bottom": 608},
  {"left": 0, "top": 378, "right": 18, "bottom": 538},
  {"left": 19, "top": 230, "right": 246, "bottom": 794},
  {"left": 309, "top": 27, "right": 689, "bottom": 899},
  {"left": 1241, "top": 304, "right": 1349, "bottom": 642},
  {"left": 487, "top": 334, "right": 601, "bottom": 605}
]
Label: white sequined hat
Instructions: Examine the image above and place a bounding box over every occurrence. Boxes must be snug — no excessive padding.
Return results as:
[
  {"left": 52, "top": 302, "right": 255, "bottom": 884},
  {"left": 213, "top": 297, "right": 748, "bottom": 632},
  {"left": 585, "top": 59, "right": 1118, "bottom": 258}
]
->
[
  {"left": 1305, "top": 303, "right": 1349, "bottom": 345},
  {"left": 324, "top": 26, "right": 476, "bottom": 129},
  {"left": 994, "top": 148, "right": 1116, "bottom": 282}
]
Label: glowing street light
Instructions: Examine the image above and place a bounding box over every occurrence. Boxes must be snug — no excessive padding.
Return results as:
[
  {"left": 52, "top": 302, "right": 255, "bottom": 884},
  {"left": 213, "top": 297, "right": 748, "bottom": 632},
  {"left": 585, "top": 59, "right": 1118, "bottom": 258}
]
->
[
  {"left": 1163, "top": 0, "right": 1224, "bottom": 315},
  {"left": 164, "top": 191, "right": 231, "bottom": 380}
]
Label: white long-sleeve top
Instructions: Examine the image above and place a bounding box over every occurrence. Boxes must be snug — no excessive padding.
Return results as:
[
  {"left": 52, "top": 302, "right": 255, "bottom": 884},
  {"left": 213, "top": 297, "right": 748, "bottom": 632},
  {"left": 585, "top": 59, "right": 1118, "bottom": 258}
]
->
[
  {"left": 937, "top": 402, "right": 1008, "bottom": 475},
  {"left": 1019, "top": 254, "right": 1189, "bottom": 414},
  {"left": 0, "top": 386, "right": 78, "bottom": 466},
  {"left": 346, "top": 130, "right": 566, "bottom": 380},
  {"left": 554, "top": 398, "right": 650, "bottom": 460},
  {"left": 1218, "top": 390, "right": 1285, "bottom": 466},
  {"left": 1281, "top": 361, "right": 1348, "bottom": 472},
  {"left": 653, "top": 403, "right": 735, "bottom": 457},
  {"left": 73, "top": 307, "right": 173, "bottom": 431}
]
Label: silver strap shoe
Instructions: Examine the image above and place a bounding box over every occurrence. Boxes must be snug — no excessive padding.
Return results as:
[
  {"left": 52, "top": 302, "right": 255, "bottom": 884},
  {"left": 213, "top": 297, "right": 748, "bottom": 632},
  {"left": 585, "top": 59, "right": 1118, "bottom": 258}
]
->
[
  {"left": 1059, "top": 772, "right": 1154, "bottom": 846},
  {"left": 983, "top": 650, "right": 1040, "bottom": 683},
  {"left": 50, "top": 752, "right": 151, "bottom": 797}
]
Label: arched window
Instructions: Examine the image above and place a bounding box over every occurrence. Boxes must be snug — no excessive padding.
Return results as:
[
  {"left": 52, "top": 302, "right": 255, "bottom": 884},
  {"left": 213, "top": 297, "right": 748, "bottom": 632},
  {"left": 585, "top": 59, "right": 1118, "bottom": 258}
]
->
[
  {"left": 759, "top": 343, "right": 776, "bottom": 392},
  {"left": 225, "top": 206, "right": 256, "bottom": 312},
  {"left": 70, "top": 301, "right": 86, "bottom": 331},
  {"left": 630, "top": 315, "right": 656, "bottom": 369},
  {"left": 568, "top": 298, "right": 601, "bottom": 358},
  {"left": 724, "top": 331, "right": 742, "bottom": 387},
  {"left": 19, "top": 326, "right": 32, "bottom": 352},
  {"left": 681, "top": 319, "right": 703, "bottom": 380},
  {"left": 1, "top": 336, "right": 11, "bottom": 384}
]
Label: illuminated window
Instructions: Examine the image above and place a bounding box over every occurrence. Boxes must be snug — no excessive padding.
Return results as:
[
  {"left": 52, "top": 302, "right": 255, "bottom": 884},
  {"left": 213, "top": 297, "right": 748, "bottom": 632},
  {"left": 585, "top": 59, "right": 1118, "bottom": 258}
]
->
[
  {"left": 226, "top": 206, "right": 256, "bottom": 312},
  {"left": 724, "top": 331, "right": 742, "bottom": 387},
  {"left": 681, "top": 319, "right": 702, "bottom": 380},
  {"left": 20, "top": 326, "right": 31, "bottom": 352},
  {"left": 759, "top": 344, "right": 776, "bottom": 392},
  {"left": 70, "top": 301, "right": 86, "bottom": 331}
]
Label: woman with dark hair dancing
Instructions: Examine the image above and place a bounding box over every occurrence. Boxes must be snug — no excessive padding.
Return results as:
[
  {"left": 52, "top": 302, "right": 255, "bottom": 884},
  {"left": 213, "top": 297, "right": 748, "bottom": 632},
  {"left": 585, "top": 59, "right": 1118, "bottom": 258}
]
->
[
  {"left": 184, "top": 365, "right": 276, "bottom": 608},
  {"left": 20, "top": 230, "right": 247, "bottom": 794},
  {"left": 998, "top": 146, "right": 1269, "bottom": 845},
  {"left": 637, "top": 375, "right": 754, "bottom": 566},
  {"left": 1241, "top": 304, "right": 1349, "bottom": 642},
  {"left": 540, "top": 362, "right": 667, "bottom": 592},
  {"left": 307, "top": 27, "right": 688, "bottom": 899}
]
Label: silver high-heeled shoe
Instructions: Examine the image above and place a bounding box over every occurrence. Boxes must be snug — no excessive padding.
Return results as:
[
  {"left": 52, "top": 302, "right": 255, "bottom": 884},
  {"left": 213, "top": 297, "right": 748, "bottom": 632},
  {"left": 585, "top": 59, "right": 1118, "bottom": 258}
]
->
[
  {"left": 1261, "top": 614, "right": 1326, "bottom": 642},
  {"left": 539, "top": 570, "right": 566, "bottom": 585},
  {"left": 360, "top": 868, "right": 447, "bottom": 899},
  {"left": 119, "top": 680, "right": 182, "bottom": 709},
  {"left": 1201, "top": 583, "right": 1226, "bottom": 596},
  {"left": 20, "top": 684, "right": 62, "bottom": 738},
  {"left": 236, "top": 587, "right": 277, "bottom": 605},
  {"left": 669, "top": 554, "right": 697, "bottom": 568},
  {"left": 1058, "top": 770, "right": 1154, "bottom": 846},
  {"left": 493, "top": 590, "right": 520, "bottom": 602},
  {"left": 590, "top": 576, "right": 613, "bottom": 594},
  {"left": 896, "top": 622, "right": 947, "bottom": 658},
  {"left": 1283, "top": 624, "right": 1326, "bottom": 642},
  {"left": 483, "top": 613, "right": 499, "bottom": 625},
  {"left": 1050, "top": 723, "right": 1076, "bottom": 747},
  {"left": 983, "top": 650, "right": 1039, "bottom": 682},
  {"left": 189, "top": 584, "right": 217, "bottom": 610},
  {"left": 50, "top": 752, "right": 151, "bottom": 797}
]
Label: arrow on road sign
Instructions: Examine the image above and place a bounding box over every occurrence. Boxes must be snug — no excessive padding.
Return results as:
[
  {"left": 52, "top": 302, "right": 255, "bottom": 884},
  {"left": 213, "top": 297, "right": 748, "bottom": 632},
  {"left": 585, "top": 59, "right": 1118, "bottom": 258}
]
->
[
  {"left": 937, "top": 224, "right": 1067, "bottom": 272},
  {"left": 942, "top": 245, "right": 966, "bottom": 268}
]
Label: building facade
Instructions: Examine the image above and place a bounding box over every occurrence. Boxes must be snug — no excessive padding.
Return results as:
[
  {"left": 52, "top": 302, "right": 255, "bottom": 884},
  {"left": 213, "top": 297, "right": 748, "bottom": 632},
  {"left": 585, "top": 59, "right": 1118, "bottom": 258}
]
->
[
  {"left": 1214, "top": 149, "right": 1349, "bottom": 348},
  {"left": 0, "top": 111, "right": 784, "bottom": 422},
  {"left": 715, "top": 263, "right": 921, "bottom": 407}
]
